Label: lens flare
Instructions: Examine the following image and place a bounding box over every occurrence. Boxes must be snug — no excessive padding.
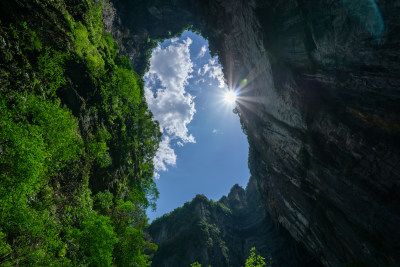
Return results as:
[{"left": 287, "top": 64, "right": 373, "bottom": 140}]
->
[{"left": 224, "top": 90, "right": 237, "bottom": 104}]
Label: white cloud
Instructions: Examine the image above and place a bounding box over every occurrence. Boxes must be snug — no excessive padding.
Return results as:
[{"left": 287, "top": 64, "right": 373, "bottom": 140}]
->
[
  {"left": 194, "top": 78, "right": 206, "bottom": 85},
  {"left": 153, "top": 137, "right": 177, "bottom": 178},
  {"left": 198, "top": 58, "right": 225, "bottom": 88},
  {"left": 197, "top": 45, "right": 207, "bottom": 58},
  {"left": 145, "top": 38, "right": 196, "bottom": 177},
  {"left": 146, "top": 88, "right": 196, "bottom": 142}
]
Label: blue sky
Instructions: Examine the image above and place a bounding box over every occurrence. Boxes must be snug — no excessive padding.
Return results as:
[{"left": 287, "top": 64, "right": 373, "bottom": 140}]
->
[{"left": 144, "top": 31, "right": 250, "bottom": 221}]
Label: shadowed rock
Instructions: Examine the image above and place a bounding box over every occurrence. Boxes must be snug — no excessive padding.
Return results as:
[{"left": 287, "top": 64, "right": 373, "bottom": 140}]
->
[
  {"left": 105, "top": 0, "right": 400, "bottom": 265},
  {"left": 148, "top": 177, "right": 321, "bottom": 266}
]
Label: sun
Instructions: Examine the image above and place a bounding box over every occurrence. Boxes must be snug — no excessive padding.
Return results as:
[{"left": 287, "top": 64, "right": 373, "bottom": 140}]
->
[{"left": 224, "top": 90, "right": 237, "bottom": 104}]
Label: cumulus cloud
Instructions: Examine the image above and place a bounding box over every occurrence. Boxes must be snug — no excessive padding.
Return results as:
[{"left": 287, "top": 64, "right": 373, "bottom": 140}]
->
[
  {"left": 198, "top": 58, "right": 225, "bottom": 88},
  {"left": 153, "top": 137, "right": 177, "bottom": 174},
  {"left": 145, "top": 38, "right": 196, "bottom": 177},
  {"left": 197, "top": 45, "right": 207, "bottom": 58}
]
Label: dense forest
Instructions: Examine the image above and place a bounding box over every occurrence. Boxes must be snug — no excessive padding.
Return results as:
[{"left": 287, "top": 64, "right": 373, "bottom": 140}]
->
[{"left": 0, "top": 0, "right": 161, "bottom": 265}]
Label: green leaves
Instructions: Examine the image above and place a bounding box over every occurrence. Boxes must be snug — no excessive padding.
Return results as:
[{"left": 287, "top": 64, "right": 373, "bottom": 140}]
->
[
  {"left": 110, "top": 199, "right": 157, "bottom": 266},
  {"left": 87, "top": 126, "right": 112, "bottom": 168},
  {"left": 37, "top": 48, "right": 67, "bottom": 96},
  {"left": 72, "top": 21, "right": 105, "bottom": 75},
  {"left": 0, "top": 92, "right": 83, "bottom": 264},
  {"left": 0, "top": 0, "right": 160, "bottom": 265},
  {"left": 93, "top": 190, "right": 114, "bottom": 215},
  {"left": 113, "top": 226, "right": 155, "bottom": 267},
  {"left": 189, "top": 247, "right": 268, "bottom": 267},
  {"left": 0, "top": 93, "right": 82, "bottom": 205},
  {"left": 74, "top": 213, "right": 119, "bottom": 266},
  {"left": 10, "top": 22, "right": 43, "bottom": 52},
  {"left": 0, "top": 231, "right": 12, "bottom": 261},
  {"left": 245, "top": 247, "right": 268, "bottom": 267},
  {"left": 114, "top": 66, "right": 141, "bottom": 106}
]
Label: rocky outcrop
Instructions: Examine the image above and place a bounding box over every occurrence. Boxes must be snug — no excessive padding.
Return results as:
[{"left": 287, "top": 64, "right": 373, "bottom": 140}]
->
[
  {"left": 107, "top": 0, "right": 400, "bottom": 266},
  {"left": 148, "top": 177, "right": 320, "bottom": 266}
]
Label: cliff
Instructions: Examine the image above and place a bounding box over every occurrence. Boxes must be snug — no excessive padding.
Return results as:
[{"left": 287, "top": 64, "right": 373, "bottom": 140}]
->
[
  {"left": 0, "top": 0, "right": 160, "bottom": 265},
  {"left": 107, "top": 0, "right": 400, "bottom": 266},
  {"left": 148, "top": 177, "right": 320, "bottom": 266},
  {"left": 0, "top": 0, "right": 396, "bottom": 265}
]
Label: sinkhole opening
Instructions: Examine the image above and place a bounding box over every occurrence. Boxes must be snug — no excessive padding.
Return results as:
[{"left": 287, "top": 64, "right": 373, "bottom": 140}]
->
[{"left": 143, "top": 30, "right": 250, "bottom": 221}]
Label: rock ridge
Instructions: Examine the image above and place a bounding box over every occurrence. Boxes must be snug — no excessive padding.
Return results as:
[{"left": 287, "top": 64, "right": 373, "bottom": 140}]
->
[{"left": 148, "top": 177, "right": 321, "bottom": 267}]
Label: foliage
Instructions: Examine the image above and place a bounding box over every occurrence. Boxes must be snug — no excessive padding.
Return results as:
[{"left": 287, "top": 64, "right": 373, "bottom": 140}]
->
[
  {"left": 0, "top": 93, "right": 82, "bottom": 208},
  {"left": 0, "top": 0, "right": 160, "bottom": 265},
  {"left": 93, "top": 190, "right": 114, "bottom": 215},
  {"left": 113, "top": 225, "right": 156, "bottom": 267},
  {"left": 245, "top": 247, "right": 268, "bottom": 267},
  {"left": 37, "top": 48, "right": 68, "bottom": 97},
  {"left": 72, "top": 213, "right": 119, "bottom": 266},
  {"left": 149, "top": 195, "right": 232, "bottom": 266},
  {"left": 189, "top": 247, "right": 268, "bottom": 267}
]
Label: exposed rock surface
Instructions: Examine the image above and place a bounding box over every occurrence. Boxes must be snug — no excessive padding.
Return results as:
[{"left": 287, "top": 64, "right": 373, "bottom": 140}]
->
[
  {"left": 148, "top": 177, "right": 321, "bottom": 267},
  {"left": 106, "top": 0, "right": 400, "bottom": 266}
]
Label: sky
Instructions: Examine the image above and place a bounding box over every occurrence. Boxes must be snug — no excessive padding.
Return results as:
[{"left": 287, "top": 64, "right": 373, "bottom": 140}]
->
[{"left": 144, "top": 31, "right": 250, "bottom": 222}]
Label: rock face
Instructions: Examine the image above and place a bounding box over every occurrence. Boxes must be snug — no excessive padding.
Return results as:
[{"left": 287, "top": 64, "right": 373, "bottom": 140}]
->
[
  {"left": 148, "top": 177, "right": 321, "bottom": 267},
  {"left": 107, "top": 0, "right": 400, "bottom": 266}
]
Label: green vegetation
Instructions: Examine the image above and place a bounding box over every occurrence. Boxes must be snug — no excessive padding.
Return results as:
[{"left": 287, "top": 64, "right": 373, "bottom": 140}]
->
[
  {"left": 245, "top": 247, "right": 268, "bottom": 267},
  {"left": 189, "top": 247, "right": 269, "bottom": 267},
  {"left": 149, "top": 195, "right": 231, "bottom": 266},
  {"left": 0, "top": 0, "right": 160, "bottom": 265}
]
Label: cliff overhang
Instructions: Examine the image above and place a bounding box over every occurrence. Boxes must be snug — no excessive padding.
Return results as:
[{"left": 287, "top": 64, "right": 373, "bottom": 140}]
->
[{"left": 106, "top": 0, "right": 400, "bottom": 265}]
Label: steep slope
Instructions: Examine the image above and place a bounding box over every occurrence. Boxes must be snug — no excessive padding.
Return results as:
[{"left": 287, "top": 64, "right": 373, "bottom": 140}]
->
[
  {"left": 107, "top": 0, "right": 400, "bottom": 266},
  {"left": 0, "top": 0, "right": 159, "bottom": 265},
  {"left": 148, "top": 177, "right": 321, "bottom": 267}
]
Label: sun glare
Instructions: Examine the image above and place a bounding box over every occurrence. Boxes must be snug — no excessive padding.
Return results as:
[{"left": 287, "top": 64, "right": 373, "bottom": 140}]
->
[{"left": 224, "top": 90, "right": 237, "bottom": 104}]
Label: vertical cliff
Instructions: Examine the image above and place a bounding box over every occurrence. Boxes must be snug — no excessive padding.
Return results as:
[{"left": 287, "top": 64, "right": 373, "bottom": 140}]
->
[
  {"left": 148, "top": 177, "right": 320, "bottom": 266},
  {"left": 239, "top": 1, "right": 400, "bottom": 266},
  {"left": 106, "top": 0, "right": 400, "bottom": 266}
]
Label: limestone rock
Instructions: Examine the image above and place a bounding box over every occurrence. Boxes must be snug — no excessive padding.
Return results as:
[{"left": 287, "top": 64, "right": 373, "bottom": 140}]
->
[
  {"left": 148, "top": 177, "right": 320, "bottom": 266},
  {"left": 106, "top": 0, "right": 400, "bottom": 265}
]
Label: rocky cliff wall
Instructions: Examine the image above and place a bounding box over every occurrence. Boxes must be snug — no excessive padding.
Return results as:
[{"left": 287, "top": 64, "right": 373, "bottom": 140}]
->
[
  {"left": 106, "top": 0, "right": 400, "bottom": 266},
  {"left": 148, "top": 177, "right": 320, "bottom": 266}
]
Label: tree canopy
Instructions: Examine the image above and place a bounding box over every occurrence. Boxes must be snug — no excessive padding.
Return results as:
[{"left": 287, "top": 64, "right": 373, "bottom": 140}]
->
[{"left": 0, "top": 0, "right": 160, "bottom": 265}]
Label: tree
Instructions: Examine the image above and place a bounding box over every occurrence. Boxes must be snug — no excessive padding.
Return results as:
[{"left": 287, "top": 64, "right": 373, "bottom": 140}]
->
[
  {"left": 245, "top": 247, "right": 267, "bottom": 267},
  {"left": 189, "top": 246, "right": 268, "bottom": 267}
]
